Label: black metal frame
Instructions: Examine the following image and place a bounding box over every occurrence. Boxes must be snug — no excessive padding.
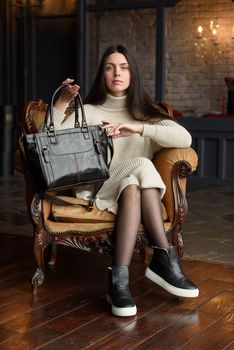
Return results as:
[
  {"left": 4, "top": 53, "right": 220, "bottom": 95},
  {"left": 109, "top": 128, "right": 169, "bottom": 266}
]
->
[{"left": 77, "top": 0, "right": 180, "bottom": 102}]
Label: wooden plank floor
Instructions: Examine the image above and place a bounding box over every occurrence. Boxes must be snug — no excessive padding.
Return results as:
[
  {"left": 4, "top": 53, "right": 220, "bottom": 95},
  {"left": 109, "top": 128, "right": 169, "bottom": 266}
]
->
[{"left": 0, "top": 233, "right": 233, "bottom": 350}]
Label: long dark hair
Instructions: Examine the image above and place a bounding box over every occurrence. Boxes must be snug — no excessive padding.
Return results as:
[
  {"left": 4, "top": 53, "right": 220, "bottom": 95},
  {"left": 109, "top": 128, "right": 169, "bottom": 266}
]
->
[{"left": 85, "top": 45, "right": 172, "bottom": 122}]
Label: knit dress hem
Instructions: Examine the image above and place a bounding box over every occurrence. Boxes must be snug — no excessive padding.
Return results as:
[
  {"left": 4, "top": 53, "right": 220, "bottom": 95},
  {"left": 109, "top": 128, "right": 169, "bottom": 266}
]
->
[{"left": 95, "top": 157, "right": 166, "bottom": 215}]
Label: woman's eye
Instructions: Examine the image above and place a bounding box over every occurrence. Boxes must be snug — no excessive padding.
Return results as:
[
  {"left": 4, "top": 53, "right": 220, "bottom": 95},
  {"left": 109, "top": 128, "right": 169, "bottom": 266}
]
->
[
  {"left": 105, "top": 66, "right": 112, "bottom": 71},
  {"left": 121, "top": 66, "right": 129, "bottom": 70}
]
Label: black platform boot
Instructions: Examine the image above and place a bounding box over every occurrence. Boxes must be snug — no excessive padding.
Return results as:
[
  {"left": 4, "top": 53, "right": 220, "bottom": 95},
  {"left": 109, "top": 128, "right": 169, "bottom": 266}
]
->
[
  {"left": 107, "top": 266, "right": 137, "bottom": 317},
  {"left": 145, "top": 246, "right": 199, "bottom": 298}
]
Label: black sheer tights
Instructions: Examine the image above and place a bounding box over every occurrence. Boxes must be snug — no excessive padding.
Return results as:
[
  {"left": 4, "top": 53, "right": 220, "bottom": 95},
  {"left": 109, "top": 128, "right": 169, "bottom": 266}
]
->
[
  {"left": 112, "top": 185, "right": 141, "bottom": 267},
  {"left": 112, "top": 186, "right": 169, "bottom": 267},
  {"left": 141, "top": 188, "right": 170, "bottom": 250}
]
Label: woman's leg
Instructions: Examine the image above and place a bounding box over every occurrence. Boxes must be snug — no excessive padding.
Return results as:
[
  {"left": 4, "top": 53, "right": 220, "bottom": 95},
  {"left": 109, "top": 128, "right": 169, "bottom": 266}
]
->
[
  {"left": 141, "top": 188, "right": 169, "bottom": 249},
  {"left": 112, "top": 184, "right": 141, "bottom": 266},
  {"left": 142, "top": 188, "right": 199, "bottom": 298},
  {"left": 108, "top": 184, "right": 141, "bottom": 317}
]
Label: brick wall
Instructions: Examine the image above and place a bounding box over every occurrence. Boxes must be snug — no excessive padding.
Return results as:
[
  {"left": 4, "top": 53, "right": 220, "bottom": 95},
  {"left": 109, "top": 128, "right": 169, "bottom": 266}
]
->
[
  {"left": 88, "top": 8, "right": 156, "bottom": 99},
  {"left": 167, "top": 0, "right": 234, "bottom": 116},
  {"left": 88, "top": 0, "right": 234, "bottom": 117}
]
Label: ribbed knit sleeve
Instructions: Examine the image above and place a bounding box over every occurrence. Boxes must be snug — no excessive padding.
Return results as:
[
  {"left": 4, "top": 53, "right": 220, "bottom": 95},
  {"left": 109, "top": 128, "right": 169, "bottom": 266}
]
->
[{"left": 142, "top": 119, "right": 192, "bottom": 148}]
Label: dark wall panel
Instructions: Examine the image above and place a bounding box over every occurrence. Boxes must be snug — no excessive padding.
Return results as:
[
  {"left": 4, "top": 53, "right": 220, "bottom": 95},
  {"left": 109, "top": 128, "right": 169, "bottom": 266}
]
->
[
  {"left": 35, "top": 16, "right": 77, "bottom": 102},
  {"left": 225, "top": 139, "right": 234, "bottom": 179},
  {"left": 179, "top": 117, "right": 234, "bottom": 184},
  {"left": 0, "top": 16, "right": 2, "bottom": 105},
  {"left": 203, "top": 138, "right": 219, "bottom": 178}
]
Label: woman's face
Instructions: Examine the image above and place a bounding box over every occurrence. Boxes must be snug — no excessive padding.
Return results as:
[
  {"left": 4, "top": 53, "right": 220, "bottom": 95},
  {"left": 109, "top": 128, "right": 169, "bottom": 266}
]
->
[{"left": 104, "top": 52, "right": 131, "bottom": 97}]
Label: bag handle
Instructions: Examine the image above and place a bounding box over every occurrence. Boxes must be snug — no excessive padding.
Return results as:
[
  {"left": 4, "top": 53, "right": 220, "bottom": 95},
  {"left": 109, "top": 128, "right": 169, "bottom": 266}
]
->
[
  {"left": 74, "top": 92, "right": 87, "bottom": 128},
  {"left": 42, "top": 83, "right": 87, "bottom": 132}
]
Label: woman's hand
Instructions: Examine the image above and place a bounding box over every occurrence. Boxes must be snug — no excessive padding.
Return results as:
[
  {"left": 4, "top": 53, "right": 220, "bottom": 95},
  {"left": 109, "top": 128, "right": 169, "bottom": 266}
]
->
[
  {"left": 102, "top": 122, "right": 143, "bottom": 139},
  {"left": 54, "top": 78, "right": 80, "bottom": 113}
]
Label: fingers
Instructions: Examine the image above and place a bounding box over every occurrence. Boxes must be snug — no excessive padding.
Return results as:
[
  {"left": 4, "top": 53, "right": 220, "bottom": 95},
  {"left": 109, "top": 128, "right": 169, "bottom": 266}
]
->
[
  {"left": 60, "top": 79, "right": 80, "bottom": 101},
  {"left": 102, "top": 123, "right": 139, "bottom": 137},
  {"left": 102, "top": 123, "right": 121, "bottom": 136},
  {"left": 62, "top": 78, "right": 80, "bottom": 93},
  {"left": 102, "top": 122, "right": 119, "bottom": 131},
  {"left": 102, "top": 122, "right": 117, "bottom": 128},
  {"left": 63, "top": 78, "right": 74, "bottom": 84},
  {"left": 70, "top": 84, "right": 80, "bottom": 97},
  {"left": 111, "top": 134, "right": 123, "bottom": 139}
]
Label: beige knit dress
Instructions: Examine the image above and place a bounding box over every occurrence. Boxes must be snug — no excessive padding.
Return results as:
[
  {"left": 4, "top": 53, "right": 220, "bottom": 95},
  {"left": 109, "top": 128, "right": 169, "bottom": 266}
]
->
[{"left": 53, "top": 94, "right": 192, "bottom": 214}]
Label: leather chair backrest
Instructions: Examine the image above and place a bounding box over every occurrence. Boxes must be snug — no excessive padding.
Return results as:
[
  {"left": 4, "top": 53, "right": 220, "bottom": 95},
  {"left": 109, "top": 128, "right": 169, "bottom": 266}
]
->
[
  {"left": 23, "top": 100, "right": 47, "bottom": 133},
  {"left": 23, "top": 100, "right": 75, "bottom": 134}
]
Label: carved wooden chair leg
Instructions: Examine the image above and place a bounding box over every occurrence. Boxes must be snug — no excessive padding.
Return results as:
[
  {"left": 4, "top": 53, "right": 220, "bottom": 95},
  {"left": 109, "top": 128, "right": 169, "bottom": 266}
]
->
[
  {"left": 171, "top": 228, "right": 184, "bottom": 257},
  {"left": 48, "top": 244, "right": 57, "bottom": 266},
  {"left": 31, "top": 230, "right": 48, "bottom": 295}
]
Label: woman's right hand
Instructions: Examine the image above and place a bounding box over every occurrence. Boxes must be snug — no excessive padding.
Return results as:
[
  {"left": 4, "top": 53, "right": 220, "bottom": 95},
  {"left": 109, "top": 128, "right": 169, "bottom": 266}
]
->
[{"left": 54, "top": 78, "right": 80, "bottom": 113}]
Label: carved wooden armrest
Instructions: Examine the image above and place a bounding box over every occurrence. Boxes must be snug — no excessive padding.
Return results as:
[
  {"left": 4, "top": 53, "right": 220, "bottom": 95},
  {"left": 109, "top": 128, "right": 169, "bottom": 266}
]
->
[
  {"left": 152, "top": 147, "right": 198, "bottom": 255},
  {"left": 152, "top": 147, "right": 198, "bottom": 221}
]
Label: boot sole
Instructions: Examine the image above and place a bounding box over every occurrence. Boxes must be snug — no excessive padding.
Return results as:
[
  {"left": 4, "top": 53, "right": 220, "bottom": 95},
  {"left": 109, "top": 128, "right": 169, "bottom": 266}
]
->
[
  {"left": 107, "top": 295, "right": 137, "bottom": 317},
  {"left": 145, "top": 267, "right": 199, "bottom": 298}
]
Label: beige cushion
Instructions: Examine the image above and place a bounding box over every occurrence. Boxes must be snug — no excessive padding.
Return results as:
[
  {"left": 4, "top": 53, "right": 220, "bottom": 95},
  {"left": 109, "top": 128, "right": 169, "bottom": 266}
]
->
[
  {"left": 51, "top": 195, "right": 168, "bottom": 223},
  {"left": 51, "top": 196, "right": 115, "bottom": 223}
]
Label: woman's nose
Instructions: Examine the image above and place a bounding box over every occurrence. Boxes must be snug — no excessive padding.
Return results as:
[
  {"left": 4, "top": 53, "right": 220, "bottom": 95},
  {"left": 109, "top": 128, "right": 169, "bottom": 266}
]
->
[{"left": 114, "top": 67, "right": 121, "bottom": 77}]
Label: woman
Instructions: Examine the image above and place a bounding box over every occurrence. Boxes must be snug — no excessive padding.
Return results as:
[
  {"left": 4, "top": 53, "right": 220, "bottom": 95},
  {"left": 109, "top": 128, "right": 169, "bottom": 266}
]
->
[{"left": 53, "top": 45, "right": 199, "bottom": 317}]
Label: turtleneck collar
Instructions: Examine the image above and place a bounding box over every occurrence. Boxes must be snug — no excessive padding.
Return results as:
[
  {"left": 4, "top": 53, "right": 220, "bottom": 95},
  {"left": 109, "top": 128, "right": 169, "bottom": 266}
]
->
[{"left": 99, "top": 93, "right": 127, "bottom": 111}]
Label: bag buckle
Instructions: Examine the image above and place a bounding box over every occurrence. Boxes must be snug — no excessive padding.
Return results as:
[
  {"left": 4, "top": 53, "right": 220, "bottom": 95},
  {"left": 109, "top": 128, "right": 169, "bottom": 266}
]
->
[
  {"left": 42, "top": 146, "right": 50, "bottom": 163},
  {"left": 88, "top": 199, "right": 94, "bottom": 212},
  {"left": 48, "top": 125, "right": 57, "bottom": 143},
  {"left": 94, "top": 139, "right": 101, "bottom": 154}
]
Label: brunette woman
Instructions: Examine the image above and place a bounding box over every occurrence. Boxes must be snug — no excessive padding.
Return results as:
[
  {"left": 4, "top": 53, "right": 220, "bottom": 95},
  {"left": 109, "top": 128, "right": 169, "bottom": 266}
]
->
[{"left": 54, "top": 45, "right": 199, "bottom": 317}]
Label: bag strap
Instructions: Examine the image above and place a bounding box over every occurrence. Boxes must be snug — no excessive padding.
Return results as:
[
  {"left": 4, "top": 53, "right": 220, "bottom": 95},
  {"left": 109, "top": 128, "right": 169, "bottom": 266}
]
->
[
  {"left": 74, "top": 91, "right": 87, "bottom": 128},
  {"left": 43, "top": 83, "right": 86, "bottom": 131}
]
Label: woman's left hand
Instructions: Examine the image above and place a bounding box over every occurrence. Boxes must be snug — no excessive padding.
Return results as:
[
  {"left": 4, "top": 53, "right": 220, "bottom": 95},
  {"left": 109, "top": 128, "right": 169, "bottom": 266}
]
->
[{"left": 102, "top": 122, "right": 143, "bottom": 138}]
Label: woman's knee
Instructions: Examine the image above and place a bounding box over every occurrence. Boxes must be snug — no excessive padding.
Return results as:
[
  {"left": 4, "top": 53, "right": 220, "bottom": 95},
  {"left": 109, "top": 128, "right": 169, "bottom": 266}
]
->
[{"left": 121, "top": 185, "right": 141, "bottom": 201}]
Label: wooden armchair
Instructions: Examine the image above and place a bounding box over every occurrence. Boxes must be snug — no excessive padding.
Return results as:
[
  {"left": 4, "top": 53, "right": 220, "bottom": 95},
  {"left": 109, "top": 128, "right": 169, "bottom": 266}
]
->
[{"left": 13, "top": 100, "right": 198, "bottom": 294}]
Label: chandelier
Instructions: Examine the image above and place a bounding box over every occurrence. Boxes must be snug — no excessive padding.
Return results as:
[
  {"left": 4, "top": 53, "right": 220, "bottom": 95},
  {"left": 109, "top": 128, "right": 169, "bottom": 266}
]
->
[{"left": 194, "top": 19, "right": 234, "bottom": 60}]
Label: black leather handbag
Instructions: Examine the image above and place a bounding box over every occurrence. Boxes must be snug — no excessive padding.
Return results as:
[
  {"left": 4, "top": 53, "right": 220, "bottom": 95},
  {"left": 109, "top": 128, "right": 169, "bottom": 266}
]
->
[{"left": 22, "top": 83, "right": 113, "bottom": 194}]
